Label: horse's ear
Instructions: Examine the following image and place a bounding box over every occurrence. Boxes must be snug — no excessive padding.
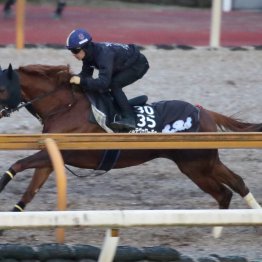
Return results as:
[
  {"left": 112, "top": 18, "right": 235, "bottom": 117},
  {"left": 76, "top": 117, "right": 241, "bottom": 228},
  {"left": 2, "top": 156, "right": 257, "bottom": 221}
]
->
[{"left": 7, "top": 63, "right": 14, "bottom": 79}]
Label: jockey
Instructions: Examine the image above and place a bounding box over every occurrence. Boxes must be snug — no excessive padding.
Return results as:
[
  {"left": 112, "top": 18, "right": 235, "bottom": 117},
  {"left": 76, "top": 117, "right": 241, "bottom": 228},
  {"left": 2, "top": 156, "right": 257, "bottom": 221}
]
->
[{"left": 66, "top": 28, "right": 149, "bottom": 131}]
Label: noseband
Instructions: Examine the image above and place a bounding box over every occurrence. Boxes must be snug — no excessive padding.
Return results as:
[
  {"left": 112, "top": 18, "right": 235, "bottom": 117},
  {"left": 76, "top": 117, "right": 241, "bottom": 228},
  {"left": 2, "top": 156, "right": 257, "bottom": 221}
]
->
[{"left": 0, "top": 79, "right": 77, "bottom": 122}]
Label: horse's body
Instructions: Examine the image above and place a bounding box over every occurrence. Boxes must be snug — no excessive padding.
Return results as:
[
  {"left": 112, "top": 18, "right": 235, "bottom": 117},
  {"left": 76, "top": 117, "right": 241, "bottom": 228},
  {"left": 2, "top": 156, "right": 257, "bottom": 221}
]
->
[{"left": 0, "top": 64, "right": 261, "bottom": 216}]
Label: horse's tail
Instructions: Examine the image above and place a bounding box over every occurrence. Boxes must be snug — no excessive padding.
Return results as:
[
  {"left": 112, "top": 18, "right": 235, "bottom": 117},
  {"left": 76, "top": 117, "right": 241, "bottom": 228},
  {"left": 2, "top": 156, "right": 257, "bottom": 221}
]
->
[{"left": 206, "top": 109, "right": 262, "bottom": 132}]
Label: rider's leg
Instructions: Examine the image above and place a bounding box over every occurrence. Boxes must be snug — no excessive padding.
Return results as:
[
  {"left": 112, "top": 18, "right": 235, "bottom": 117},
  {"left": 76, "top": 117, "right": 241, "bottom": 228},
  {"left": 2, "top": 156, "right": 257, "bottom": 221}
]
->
[
  {"left": 110, "top": 87, "right": 136, "bottom": 131},
  {"left": 109, "top": 54, "right": 149, "bottom": 131}
]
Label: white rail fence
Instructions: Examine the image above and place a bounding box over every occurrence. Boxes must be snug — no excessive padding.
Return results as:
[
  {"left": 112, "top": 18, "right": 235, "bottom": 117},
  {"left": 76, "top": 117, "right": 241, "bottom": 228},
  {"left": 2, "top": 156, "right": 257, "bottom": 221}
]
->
[
  {"left": 0, "top": 209, "right": 262, "bottom": 262},
  {"left": 1, "top": 209, "right": 262, "bottom": 229}
]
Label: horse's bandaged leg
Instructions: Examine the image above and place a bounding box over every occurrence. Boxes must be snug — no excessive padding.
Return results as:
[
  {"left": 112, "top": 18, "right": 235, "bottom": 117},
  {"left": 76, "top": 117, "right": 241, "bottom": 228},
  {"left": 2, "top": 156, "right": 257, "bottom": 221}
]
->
[
  {"left": 244, "top": 192, "right": 261, "bottom": 209},
  {"left": 12, "top": 201, "right": 25, "bottom": 212},
  {"left": 0, "top": 168, "right": 16, "bottom": 192}
]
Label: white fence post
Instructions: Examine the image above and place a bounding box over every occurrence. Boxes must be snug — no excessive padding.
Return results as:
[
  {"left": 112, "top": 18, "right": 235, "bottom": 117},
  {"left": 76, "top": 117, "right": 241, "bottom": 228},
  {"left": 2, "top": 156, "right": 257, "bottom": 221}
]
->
[
  {"left": 210, "top": 0, "right": 222, "bottom": 48},
  {"left": 98, "top": 229, "right": 119, "bottom": 262}
]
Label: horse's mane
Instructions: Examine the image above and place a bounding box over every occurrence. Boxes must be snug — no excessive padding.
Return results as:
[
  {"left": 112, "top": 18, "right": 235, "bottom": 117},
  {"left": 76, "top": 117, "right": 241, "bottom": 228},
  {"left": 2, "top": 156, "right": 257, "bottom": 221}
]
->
[
  {"left": 19, "top": 64, "right": 70, "bottom": 75},
  {"left": 18, "top": 64, "right": 72, "bottom": 88}
]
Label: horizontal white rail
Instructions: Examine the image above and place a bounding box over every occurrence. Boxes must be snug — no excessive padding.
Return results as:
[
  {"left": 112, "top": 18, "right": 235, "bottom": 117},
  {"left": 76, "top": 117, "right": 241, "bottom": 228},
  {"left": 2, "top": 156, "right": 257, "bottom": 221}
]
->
[{"left": 0, "top": 209, "right": 262, "bottom": 229}]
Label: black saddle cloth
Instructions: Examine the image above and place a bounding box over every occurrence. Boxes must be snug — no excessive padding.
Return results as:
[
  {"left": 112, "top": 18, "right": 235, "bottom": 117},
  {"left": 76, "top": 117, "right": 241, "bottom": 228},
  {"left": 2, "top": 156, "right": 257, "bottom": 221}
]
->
[
  {"left": 87, "top": 92, "right": 200, "bottom": 133},
  {"left": 132, "top": 100, "right": 200, "bottom": 133}
]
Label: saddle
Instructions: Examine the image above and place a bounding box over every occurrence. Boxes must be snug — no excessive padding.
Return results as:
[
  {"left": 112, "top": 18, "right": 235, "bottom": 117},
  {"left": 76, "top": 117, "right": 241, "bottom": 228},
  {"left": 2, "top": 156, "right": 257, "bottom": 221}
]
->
[
  {"left": 87, "top": 92, "right": 200, "bottom": 134},
  {"left": 87, "top": 92, "right": 148, "bottom": 132}
]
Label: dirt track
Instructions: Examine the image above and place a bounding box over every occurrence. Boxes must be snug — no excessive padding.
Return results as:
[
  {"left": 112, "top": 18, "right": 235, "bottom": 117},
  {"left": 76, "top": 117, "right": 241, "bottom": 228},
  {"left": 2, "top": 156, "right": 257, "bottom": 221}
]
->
[{"left": 0, "top": 47, "right": 261, "bottom": 260}]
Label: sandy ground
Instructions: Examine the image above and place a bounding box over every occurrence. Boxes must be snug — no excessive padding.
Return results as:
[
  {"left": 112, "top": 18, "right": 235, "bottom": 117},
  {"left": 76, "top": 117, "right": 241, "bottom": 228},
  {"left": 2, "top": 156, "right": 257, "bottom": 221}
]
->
[{"left": 0, "top": 47, "right": 261, "bottom": 260}]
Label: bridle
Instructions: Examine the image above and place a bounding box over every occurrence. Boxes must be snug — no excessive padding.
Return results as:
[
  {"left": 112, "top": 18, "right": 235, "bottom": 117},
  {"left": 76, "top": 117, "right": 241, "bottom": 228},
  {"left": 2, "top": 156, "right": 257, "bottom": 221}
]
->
[{"left": 0, "top": 84, "right": 77, "bottom": 122}]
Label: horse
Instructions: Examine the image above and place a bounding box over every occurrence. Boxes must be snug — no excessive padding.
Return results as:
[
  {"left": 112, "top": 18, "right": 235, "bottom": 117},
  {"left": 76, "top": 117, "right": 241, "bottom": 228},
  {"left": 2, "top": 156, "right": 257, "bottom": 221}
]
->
[{"left": 0, "top": 64, "right": 261, "bottom": 234}]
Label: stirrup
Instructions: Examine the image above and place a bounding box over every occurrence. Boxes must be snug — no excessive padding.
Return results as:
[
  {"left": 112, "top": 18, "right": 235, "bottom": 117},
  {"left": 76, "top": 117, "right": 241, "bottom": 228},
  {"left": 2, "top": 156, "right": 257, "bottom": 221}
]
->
[{"left": 110, "top": 121, "right": 136, "bottom": 131}]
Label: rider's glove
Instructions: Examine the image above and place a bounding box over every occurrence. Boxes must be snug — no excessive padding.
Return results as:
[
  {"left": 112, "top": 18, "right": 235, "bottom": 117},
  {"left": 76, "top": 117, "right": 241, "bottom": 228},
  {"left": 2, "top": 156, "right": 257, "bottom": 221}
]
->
[{"left": 70, "top": 76, "right": 81, "bottom": 85}]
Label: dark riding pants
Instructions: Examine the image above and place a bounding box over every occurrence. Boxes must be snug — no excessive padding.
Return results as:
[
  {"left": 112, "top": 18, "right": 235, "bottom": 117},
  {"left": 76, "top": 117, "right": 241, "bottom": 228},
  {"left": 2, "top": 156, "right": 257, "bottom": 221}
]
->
[{"left": 109, "top": 54, "right": 149, "bottom": 113}]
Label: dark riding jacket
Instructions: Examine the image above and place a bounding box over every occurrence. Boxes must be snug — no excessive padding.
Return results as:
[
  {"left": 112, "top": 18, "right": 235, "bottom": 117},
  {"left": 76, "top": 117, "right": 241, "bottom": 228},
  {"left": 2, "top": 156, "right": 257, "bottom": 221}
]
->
[{"left": 79, "top": 42, "right": 140, "bottom": 93}]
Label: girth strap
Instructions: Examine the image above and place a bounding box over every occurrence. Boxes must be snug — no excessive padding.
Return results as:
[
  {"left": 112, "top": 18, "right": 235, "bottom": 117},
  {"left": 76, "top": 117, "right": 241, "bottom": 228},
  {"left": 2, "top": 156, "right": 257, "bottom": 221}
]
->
[{"left": 96, "top": 150, "right": 121, "bottom": 171}]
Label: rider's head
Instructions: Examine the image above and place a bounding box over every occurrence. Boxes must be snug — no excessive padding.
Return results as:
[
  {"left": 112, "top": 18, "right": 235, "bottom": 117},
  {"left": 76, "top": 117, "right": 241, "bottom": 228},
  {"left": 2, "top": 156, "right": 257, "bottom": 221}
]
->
[{"left": 66, "top": 29, "right": 92, "bottom": 56}]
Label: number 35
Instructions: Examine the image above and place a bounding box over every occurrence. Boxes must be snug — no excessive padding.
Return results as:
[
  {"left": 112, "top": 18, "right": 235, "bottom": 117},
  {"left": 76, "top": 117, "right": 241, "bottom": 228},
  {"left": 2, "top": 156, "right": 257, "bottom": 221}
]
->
[{"left": 135, "top": 106, "right": 156, "bottom": 128}]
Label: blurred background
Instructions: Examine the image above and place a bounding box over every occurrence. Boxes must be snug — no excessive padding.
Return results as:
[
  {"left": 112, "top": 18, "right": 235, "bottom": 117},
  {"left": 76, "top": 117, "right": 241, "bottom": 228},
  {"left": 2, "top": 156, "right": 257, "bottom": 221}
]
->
[{"left": 0, "top": 0, "right": 261, "bottom": 47}]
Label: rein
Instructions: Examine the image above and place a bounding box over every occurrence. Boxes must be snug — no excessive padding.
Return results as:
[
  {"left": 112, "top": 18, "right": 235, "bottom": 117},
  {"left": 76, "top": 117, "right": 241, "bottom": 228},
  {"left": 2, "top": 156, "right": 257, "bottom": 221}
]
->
[
  {"left": 1, "top": 86, "right": 77, "bottom": 121},
  {"left": 0, "top": 101, "right": 31, "bottom": 118}
]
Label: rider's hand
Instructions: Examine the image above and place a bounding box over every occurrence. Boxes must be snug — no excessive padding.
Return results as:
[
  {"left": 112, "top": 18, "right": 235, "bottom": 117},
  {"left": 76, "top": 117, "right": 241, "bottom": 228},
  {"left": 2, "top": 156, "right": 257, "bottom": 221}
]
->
[{"left": 70, "top": 76, "right": 81, "bottom": 85}]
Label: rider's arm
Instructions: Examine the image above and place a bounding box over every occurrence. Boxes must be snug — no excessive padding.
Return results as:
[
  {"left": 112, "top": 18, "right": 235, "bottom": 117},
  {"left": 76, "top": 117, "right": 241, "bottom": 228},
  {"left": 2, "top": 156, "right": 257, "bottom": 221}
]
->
[
  {"left": 79, "top": 52, "right": 114, "bottom": 93},
  {"left": 79, "top": 64, "right": 94, "bottom": 78}
]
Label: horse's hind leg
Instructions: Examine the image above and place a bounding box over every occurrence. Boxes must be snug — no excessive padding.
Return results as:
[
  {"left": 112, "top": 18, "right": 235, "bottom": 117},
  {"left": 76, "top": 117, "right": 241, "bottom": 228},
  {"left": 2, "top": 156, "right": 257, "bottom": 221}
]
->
[
  {"left": 173, "top": 150, "right": 234, "bottom": 209},
  {"left": 172, "top": 150, "right": 235, "bottom": 238},
  {"left": 181, "top": 167, "right": 233, "bottom": 209},
  {"left": 212, "top": 160, "right": 261, "bottom": 209},
  {"left": 209, "top": 160, "right": 261, "bottom": 237},
  {"left": 179, "top": 160, "right": 233, "bottom": 238},
  {"left": 12, "top": 167, "right": 53, "bottom": 211}
]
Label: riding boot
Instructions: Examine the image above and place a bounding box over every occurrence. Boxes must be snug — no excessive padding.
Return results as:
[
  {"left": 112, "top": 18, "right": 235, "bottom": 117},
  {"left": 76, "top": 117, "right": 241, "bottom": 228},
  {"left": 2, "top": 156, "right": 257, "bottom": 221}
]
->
[
  {"left": 110, "top": 89, "right": 136, "bottom": 131},
  {"left": 111, "top": 109, "right": 136, "bottom": 131}
]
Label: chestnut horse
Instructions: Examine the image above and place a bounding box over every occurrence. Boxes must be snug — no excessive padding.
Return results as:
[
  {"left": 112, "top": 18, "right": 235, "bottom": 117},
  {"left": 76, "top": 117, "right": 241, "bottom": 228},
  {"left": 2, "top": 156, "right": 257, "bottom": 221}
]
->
[{"left": 0, "top": 64, "right": 261, "bottom": 222}]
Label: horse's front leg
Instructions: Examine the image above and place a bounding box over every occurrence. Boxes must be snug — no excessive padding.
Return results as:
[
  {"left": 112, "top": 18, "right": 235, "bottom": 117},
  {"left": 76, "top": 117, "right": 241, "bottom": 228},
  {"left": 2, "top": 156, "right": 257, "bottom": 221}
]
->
[
  {"left": 0, "top": 150, "right": 53, "bottom": 210},
  {"left": 12, "top": 167, "right": 53, "bottom": 212},
  {"left": 0, "top": 150, "right": 51, "bottom": 192}
]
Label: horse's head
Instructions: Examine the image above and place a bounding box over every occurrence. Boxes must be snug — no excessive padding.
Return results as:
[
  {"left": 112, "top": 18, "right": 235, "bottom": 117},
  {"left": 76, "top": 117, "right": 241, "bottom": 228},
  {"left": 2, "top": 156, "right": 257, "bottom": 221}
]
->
[
  {"left": 0, "top": 64, "right": 21, "bottom": 109},
  {"left": 15, "top": 64, "right": 81, "bottom": 122}
]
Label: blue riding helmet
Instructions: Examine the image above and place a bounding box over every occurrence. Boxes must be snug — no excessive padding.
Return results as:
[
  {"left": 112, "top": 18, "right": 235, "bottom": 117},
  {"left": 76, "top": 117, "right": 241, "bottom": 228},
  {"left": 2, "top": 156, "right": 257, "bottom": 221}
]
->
[{"left": 66, "top": 29, "right": 92, "bottom": 50}]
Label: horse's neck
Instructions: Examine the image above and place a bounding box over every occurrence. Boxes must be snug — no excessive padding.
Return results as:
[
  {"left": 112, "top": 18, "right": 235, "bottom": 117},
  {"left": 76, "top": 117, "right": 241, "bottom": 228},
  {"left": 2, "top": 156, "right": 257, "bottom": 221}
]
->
[
  {"left": 41, "top": 94, "right": 105, "bottom": 133},
  {"left": 18, "top": 69, "right": 103, "bottom": 133},
  {"left": 19, "top": 73, "right": 42, "bottom": 101},
  {"left": 19, "top": 72, "right": 75, "bottom": 117}
]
